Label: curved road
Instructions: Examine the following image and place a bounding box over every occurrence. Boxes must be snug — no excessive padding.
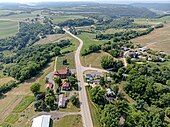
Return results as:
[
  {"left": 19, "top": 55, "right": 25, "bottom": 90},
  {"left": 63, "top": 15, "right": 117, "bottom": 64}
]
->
[{"left": 64, "top": 29, "right": 106, "bottom": 127}]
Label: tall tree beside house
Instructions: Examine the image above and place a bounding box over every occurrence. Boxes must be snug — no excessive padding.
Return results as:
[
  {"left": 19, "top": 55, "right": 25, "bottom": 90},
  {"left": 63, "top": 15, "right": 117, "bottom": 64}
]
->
[
  {"left": 99, "top": 77, "right": 105, "bottom": 86},
  {"left": 30, "top": 83, "right": 40, "bottom": 95},
  {"left": 54, "top": 77, "right": 62, "bottom": 92}
]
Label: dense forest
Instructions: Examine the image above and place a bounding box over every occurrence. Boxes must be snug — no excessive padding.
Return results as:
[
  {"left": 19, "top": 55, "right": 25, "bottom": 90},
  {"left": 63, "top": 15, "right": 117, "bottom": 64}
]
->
[
  {"left": 58, "top": 18, "right": 94, "bottom": 27},
  {"left": 4, "top": 43, "right": 61, "bottom": 82}
]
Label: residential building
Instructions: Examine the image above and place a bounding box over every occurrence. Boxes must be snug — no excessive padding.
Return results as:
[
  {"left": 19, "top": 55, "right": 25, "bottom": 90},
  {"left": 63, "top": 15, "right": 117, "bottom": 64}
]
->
[{"left": 54, "top": 68, "right": 71, "bottom": 79}]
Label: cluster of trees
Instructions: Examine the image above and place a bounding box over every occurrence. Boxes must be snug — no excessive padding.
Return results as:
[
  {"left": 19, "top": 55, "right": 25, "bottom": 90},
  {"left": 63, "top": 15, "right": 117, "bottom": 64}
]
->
[
  {"left": 58, "top": 18, "right": 94, "bottom": 27},
  {"left": 4, "top": 42, "right": 61, "bottom": 82},
  {"left": 56, "top": 39, "right": 71, "bottom": 48},
  {"left": 0, "top": 19, "right": 55, "bottom": 52},
  {"left": 101, "top": 55, "right": 124, "bottom": 71},
  {"left": 81, "top": 44, "right": 101, "bottom": 56},
  {"left": 125, "top": 63, "right": 170, "bottom": 108},
  {"left": 96, "top": 17, "right": 152, "bottom": 30},
  {"left": 31, "top": 83, "right": 57, "bottom": 111},
  {"left": 96, "top": 28, "right": 154, "bottom": 41},
  {"left": 0, "top": 81, "right": 17, "bottom": 96}
]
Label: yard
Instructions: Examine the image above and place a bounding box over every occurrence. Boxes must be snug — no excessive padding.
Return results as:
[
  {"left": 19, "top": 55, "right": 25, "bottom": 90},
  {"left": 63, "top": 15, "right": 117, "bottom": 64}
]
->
[
  {"left": 56, "top": 52, "right": 75, "bottom": 70},
  {"left": 53, "top": 115, "right": 82, "bottom": 127},
  {"left": 0, "top": 20, "right": 18, "bottom": 39}
]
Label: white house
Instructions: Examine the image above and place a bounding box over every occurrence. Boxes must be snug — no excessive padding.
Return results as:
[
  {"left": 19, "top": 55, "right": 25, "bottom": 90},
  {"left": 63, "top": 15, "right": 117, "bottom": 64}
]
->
[{"left": 32, "top": 115, "right": 51, "bottom": 127}]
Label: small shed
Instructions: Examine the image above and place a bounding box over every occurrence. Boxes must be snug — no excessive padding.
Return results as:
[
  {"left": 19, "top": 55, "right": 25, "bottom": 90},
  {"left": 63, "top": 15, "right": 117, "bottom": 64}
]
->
[{"left": 58, "top": 94, "right": 67, "bottom": 108}]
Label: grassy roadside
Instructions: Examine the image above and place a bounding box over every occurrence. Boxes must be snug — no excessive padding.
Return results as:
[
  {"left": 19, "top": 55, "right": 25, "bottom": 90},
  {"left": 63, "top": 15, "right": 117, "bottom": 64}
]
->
[
  {"left": 86, "top": 86, "right": 101, "bottom": 127},
  {"left": 53, "top": 115, "right": 82, "bottom": 127}
]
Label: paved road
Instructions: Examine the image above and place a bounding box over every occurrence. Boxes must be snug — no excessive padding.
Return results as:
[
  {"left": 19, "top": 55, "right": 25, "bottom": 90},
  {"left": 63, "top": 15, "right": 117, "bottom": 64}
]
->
[{"left": 64, "top": 29, "right": 94, "bottom": 127}]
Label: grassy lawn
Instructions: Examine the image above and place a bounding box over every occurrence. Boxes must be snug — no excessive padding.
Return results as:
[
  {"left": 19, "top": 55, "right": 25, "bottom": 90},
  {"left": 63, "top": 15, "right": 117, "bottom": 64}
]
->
[
  {"left": 52, "top": 15, "right": 85, "bottom": 23},
  {"left": 56, "top": 52, "right": 75, "bottom": 70},
  {"left": 59, "top": 101, "right": 80, "bottom": 112},
  {"left": 86, "top": 86, "right": 101, "bottom": 127},
  {"left": 13, "top": 96, "right": 34, "bottom": 113},
  {"left": 0, "top": 20, "right": 18, "bottom": 39},
  {"left": 53, "top": 115, "right": 82, "bottom": 127},
  {"left": 131, "top": 23, "right": 170, "bottom": 54},
  {"left": 81, "top": 51, "right": 111, "bottom": 68}
]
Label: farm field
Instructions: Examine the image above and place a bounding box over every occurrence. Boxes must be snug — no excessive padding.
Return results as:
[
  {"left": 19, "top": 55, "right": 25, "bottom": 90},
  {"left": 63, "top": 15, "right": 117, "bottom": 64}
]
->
[
  {"left": 0, "top": 20, "right": 18, "bottom": 39},
  {"left": 132, "top": 23, "right": 170, "bottom": 54},
  {"left": 34, "top": 34, "right": 71, "bottom": 45},
  {"left": 51, "top": 15, "right": 85, "bottom": 23},
  {"left": 81, "top": 51, "right": 111, "bottom": 69},
  {"left": 54, "top": 115, "right": 82, "bottom": 127},
  {"left": 0, "top": 60, "right": 55, "bottom": 125}
]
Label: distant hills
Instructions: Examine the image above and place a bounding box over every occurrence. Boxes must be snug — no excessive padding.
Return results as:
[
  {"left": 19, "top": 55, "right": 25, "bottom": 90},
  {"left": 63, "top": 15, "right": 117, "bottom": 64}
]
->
[
  {"left": 131, "top": 3, "right": 170, "bottom": 12},
  {"left": 0, "top": 2, "right": 157, "bottom": 18}
]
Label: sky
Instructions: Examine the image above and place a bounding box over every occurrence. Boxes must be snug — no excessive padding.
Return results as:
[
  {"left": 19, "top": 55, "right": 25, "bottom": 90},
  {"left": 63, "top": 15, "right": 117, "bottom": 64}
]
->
[{"left": 0, "top": 0, "right": 169, "bottom": 3}]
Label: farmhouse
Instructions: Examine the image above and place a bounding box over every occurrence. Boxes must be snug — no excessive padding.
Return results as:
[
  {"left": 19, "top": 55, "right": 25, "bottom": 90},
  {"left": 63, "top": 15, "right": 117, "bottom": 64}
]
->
[
  {"left": 32, "top": 115, "right": 51, "bottom": 127},
  {"left": 54, "top": 68, "right": 71, "bottom": 79},
  {"left": 58, "top": 94, "right": 67, "bottom": 108}
]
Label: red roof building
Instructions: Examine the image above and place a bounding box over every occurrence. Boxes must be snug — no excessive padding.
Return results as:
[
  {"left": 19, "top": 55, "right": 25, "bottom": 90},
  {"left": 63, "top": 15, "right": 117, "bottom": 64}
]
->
[
  {"left": 54, "top": 68, "right": 71, "bottom": 79},
  {"left": 61, "top": 82, "right": 70, "bottom": 90},
  {"left": 46, "top": 83, "right": 54, "bottom": 89}
]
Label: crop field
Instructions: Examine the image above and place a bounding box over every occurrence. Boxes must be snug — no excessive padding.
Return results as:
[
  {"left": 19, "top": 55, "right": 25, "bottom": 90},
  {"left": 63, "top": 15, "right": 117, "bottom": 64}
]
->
[
  {"left": 132, "top": 23, "right": 170, "bottom": 54},
  {"left": 0, "top": 20, "right": 18, "bottom": 39}
]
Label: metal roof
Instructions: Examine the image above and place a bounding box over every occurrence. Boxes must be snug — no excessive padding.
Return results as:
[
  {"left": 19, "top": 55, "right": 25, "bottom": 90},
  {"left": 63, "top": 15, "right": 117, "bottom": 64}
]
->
[{"left": 32, "top": 115, "right": 51, "bottom": 127}]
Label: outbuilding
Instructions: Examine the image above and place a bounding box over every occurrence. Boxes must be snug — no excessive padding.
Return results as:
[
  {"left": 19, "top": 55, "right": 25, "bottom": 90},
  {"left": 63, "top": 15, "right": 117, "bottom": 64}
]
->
[{"left": 32, "top": 115, "right": 51, "bottom": 127}]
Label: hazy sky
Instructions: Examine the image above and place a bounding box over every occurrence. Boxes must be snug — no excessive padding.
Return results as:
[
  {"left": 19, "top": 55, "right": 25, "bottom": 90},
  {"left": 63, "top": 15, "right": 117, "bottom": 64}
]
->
[{"left": 0, "top": 0, "right": 169, "bottom": 3}]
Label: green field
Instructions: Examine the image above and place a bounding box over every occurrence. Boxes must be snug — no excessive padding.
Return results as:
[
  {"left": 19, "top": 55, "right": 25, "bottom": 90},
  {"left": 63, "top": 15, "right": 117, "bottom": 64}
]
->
[
  {"left": 54, "top": 115, "right": 82, "bottom": 127},
  {"left": 56, "top": 52, "right": 75, "bottom": 70},
  {"left": 52, "top": 15, "right": 85, "bottom": 23},
  {"left": 78, "top": 32, "right": 107, "bottom": 53},
  {"left": 13, "top": 96, "right": 34, "bottom": 113},
  {"left": 0, "top": 20, "right": 18, "bottom": 38},
  {"left": 81, "top": 51, "right": 111, "bottom": 68}
]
